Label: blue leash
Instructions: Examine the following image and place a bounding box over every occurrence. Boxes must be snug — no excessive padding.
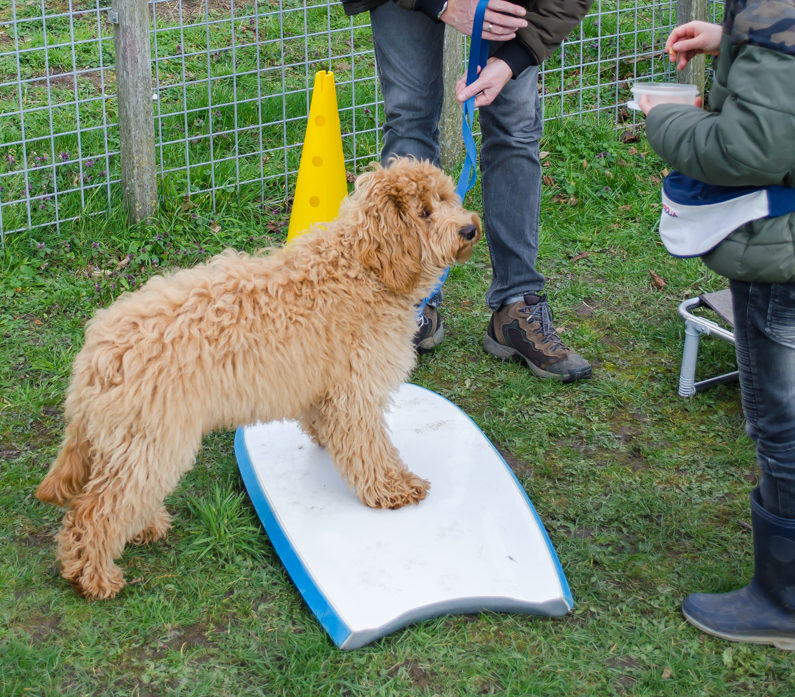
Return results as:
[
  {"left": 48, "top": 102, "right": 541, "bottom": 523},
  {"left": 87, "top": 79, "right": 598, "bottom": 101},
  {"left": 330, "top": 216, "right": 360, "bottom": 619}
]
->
[
  {"left": 456, "top": 0, "right": 491, "bottom": 201},
  {"left": 418, "top": 1, "right": 490, "bottom": 314}
]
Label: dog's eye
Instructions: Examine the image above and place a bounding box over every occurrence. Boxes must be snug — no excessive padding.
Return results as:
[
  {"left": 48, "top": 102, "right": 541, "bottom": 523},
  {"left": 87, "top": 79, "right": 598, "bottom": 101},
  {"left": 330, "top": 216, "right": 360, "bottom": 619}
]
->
[{"left": 419, "top": 207, "right": 432, "bottom": 219}]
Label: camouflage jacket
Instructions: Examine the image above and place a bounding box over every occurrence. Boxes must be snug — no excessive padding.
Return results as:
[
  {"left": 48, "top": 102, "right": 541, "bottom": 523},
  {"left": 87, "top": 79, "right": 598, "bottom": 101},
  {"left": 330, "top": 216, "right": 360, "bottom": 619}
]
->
[{"left": 645, "top": 0, "right": 795, "bottom": 282}]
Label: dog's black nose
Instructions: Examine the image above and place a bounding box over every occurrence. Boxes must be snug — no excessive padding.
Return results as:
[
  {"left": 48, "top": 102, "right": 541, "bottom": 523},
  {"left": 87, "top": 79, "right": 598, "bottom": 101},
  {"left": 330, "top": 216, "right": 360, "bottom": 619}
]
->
[{"left": 459, "top": 224, "right": 477, "bottom": 241}]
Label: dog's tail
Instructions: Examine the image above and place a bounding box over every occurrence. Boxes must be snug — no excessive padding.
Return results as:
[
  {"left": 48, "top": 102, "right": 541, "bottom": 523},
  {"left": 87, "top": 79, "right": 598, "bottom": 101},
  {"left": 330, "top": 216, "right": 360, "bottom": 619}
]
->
[{"left": 36, "top": 420, "right": 92, "bottom": 506}]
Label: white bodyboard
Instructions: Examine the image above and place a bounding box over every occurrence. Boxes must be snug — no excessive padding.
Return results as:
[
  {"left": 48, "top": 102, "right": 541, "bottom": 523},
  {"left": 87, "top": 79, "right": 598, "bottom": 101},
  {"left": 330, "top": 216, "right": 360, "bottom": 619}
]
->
[{"left": 235, "top": 382, "right": 572, "bottom": 649}]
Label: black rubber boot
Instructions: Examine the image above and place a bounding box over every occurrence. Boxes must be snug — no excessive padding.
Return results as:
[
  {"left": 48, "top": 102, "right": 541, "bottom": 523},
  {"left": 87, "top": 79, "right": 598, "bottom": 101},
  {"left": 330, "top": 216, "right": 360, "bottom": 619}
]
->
[{"left": 682, "top": 488, "right": 795, "bottom": 650}]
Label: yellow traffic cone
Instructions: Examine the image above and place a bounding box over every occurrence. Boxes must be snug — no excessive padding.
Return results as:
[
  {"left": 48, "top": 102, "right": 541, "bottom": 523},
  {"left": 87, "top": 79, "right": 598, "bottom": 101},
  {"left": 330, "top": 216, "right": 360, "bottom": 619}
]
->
[{"left": 286, "top": 70, "right": 348, "bottom": 244}]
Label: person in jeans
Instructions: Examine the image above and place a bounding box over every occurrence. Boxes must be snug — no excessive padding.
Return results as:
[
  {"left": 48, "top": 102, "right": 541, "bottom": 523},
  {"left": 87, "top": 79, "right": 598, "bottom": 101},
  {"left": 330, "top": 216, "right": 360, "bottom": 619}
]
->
[
  {"left": 340, "top": 0, "right": 593, "bottom": 381},
  {"left": 640, "top": 1, "right": 795, "bottom": 649}
]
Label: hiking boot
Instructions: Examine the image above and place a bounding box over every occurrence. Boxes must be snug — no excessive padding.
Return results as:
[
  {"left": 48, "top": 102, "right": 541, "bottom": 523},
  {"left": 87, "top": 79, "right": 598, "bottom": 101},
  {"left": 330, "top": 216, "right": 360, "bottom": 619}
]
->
[
  {"left": 414, "top": 305, "right": 444, "bottom": 354},
  {"left": 483, "top": 294, "right": 591, "bottom": 382}
]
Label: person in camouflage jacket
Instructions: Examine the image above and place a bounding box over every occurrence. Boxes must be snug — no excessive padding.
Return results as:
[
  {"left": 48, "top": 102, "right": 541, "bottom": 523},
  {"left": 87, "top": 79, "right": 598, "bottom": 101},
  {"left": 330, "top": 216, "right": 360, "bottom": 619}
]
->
[{"left": 640, "top": 0, "right": 795, "bottom": 650}]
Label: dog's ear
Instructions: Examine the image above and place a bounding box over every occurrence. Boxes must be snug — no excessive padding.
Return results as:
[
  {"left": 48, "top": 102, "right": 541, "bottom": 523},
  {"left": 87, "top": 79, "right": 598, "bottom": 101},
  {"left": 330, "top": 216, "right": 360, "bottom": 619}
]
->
[
  {"left": 355, "top": 164, "right": 424, "bottom": 295},
  {"left": 359, "top": 228, "right": 422, "bottom": 295}
]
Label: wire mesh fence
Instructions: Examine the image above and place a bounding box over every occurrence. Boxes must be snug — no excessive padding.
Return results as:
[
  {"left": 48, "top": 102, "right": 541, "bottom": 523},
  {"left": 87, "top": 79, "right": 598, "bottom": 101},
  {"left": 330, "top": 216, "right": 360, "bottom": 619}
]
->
[{"left": 0, "top": 0, "right": 721, "bottom": 242}]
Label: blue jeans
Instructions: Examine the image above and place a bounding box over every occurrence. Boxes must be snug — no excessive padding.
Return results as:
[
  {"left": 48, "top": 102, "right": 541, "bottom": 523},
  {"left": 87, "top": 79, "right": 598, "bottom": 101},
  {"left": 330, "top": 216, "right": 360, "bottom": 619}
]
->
[
  {"left": 370, "top": 3, "right": 545, "bottom": 310},
  {"left": 731, "top": 280, "right": 795, "bottom": 518}
]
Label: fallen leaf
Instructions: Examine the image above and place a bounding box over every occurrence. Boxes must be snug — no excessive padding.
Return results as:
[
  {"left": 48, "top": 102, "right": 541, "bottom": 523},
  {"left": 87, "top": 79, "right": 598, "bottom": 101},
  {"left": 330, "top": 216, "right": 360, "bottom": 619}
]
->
[
  {"left": 649, "top": 269, "right": 666, "bottom": 289},
  {"left": 662, "top": 667, "right": 672, "bottom": 679},
  {"left": 540, "top": 150, "right": 549, "bottom": 159},
  {"left": 552, "top": 194, "right": 579, "bottom": 205},
  {"left": 542, "top": 174, "right": 556, "bottom": 187},
  {"left": 572, "top": 251, "right": 591, "bottom": 262}
]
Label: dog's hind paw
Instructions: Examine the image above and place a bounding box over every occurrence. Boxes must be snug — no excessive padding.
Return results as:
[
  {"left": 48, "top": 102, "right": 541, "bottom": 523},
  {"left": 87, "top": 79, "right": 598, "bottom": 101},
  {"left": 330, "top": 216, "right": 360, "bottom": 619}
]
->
[
  {"left": 67, "top": 564, "right": 126, "bottom": 600},
  {"left": 362, "top": 470, "right": 430, "bottom": 509}
]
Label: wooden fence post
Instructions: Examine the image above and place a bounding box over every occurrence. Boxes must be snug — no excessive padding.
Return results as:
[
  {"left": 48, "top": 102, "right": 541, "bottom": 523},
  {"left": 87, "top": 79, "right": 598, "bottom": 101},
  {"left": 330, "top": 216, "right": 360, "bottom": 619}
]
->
[
  {"left": 440, "top": 28, "right": 463, "bottom": 174},
  {"left": 112, "top": 0, "right": 157, "bottom": 223},
  {"left": 677, "top": 0, "right": 708, "bottom": 96}
]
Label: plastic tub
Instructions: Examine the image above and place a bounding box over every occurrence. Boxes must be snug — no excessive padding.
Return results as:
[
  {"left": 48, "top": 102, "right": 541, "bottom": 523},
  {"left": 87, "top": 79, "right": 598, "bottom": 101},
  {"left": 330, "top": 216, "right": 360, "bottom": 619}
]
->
[{"left": 628, "top": 82, "right": 699, "bottom": 111}]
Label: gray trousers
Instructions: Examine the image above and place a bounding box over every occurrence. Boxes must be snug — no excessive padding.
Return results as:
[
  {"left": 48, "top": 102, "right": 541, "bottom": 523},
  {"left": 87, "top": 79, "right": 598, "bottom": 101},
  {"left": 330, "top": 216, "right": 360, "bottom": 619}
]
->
[{"left": 370, "top": 2, "right": 546, "bottom": 310}]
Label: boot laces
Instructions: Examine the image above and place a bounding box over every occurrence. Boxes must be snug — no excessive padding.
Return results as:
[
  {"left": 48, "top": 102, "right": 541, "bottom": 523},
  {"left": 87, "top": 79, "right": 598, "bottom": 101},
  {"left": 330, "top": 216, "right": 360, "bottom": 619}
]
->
[{"left": 521, "top": 298, "right": 567, "bottom": 350}]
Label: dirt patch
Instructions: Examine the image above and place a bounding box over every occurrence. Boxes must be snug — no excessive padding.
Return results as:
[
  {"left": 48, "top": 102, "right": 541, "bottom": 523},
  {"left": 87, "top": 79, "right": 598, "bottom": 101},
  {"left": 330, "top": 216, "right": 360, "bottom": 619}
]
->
[
  {"left": 568, "top": 525, "right": 596, "bottom": 540},
  {"left": 23, "top": 613, "right": 62, "bottom": 643},
  {"left": 574, "top": 300, "right": 597, "bottom": 318},
  {"left": 606, "top": 655, "right": 641, "bottom": 694},
  {"left": 1, "top": 444, "right": 22, "bottom": 460},
  {"left": 17, "top": 530, "right": 53, "bottom": 549},
  {"left": 27, "top": 68, "right": 110, "bottom": 95},
  {"left": 161, "top": 622, "right": 216, "bottom": 652},
  {"left": 498, "top": 449, "right": 538, "bottom": 480},
  {"left": 386, "top": 659, "right": 438, "bottom": 691},
  {"left": 152, "top": 0, "right": 234, "bottom": 23}
]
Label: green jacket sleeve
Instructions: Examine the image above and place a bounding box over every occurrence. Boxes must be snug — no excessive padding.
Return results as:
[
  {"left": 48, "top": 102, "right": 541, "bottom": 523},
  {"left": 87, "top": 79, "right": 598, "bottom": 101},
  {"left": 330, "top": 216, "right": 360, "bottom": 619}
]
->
[{"left": 645, "top": 44, "right": 795, "bottom": 187}]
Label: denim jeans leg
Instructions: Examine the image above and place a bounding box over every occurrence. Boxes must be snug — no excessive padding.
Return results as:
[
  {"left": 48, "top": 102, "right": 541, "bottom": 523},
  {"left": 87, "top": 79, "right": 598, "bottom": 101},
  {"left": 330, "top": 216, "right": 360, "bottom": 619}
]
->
[
  {"left": 370, "top": 4, "right": 444, "bottom": 167},
  {"left": 731, "top": 280, "right": 795, "bottom": 518},
  {"left": 479, "top": 66, "right": 546, "bottom": 310}
]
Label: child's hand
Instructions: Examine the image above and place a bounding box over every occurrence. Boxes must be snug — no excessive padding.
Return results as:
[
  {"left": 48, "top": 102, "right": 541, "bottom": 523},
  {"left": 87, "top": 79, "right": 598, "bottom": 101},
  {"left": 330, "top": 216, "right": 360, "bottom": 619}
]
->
[{"left": 665, "top": 21, "right": 722, "bottom": 71}]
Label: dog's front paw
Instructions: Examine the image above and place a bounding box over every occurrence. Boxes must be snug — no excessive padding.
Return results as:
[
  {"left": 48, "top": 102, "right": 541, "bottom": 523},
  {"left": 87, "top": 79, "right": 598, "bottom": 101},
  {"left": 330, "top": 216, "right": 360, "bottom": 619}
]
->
[
  {"left": 361, "top": 470, "right": 430, "bottom": 509},
  {"left": 299, "top": 418, "right": 326, "bottom": 448},
  {"left": 130, "top": 507, "right": 172, "bottom": 545}
]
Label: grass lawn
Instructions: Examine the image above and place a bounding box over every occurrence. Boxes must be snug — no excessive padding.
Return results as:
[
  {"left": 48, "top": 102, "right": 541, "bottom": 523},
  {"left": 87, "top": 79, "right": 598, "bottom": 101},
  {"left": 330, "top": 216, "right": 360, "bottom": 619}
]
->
[{"left": 2, "top": 116, "right": 792, "bottom": 696}]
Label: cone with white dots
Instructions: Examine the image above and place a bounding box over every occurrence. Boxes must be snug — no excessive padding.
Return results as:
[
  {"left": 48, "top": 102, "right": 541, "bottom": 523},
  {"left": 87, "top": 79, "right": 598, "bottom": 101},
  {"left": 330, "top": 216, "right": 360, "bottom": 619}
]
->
[{"left": 286, "top": 70, "right": 348, "bottom": 244}]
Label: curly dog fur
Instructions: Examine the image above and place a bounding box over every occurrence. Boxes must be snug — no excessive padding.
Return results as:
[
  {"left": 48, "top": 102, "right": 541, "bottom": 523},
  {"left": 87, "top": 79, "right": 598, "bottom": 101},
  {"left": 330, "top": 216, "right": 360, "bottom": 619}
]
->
[{"left": 36, "top": 158, "right": 481, "bottom": 599}]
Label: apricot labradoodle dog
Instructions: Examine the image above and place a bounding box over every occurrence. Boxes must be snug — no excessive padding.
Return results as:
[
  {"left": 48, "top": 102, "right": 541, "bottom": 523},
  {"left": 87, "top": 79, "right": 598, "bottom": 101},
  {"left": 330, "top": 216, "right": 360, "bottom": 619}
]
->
[{"left": 36, "top": 158, "right": 481, "bottom": 599}]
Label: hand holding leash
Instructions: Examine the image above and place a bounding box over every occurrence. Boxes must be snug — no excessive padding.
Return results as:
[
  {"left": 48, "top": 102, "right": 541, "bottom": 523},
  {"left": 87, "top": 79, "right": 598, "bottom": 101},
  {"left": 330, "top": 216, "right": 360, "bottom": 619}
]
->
[
  {"left": 439, "top": 0, "right": 527, "bottom": 41},
  {"left": 455, "top": 57, "right": 512, "bottom": 107}
]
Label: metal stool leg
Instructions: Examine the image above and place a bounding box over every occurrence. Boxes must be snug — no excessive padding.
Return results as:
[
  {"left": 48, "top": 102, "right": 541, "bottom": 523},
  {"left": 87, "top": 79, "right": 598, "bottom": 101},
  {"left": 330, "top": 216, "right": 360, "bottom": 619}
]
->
[{"left": 678, "top": 321, "right": 702, "bottom": 397}]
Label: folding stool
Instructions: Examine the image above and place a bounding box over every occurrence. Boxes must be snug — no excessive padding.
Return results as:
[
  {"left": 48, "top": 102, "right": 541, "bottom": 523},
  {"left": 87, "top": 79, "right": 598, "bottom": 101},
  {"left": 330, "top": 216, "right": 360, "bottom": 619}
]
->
[{"left": 677, "top": 288, "right": 739, "bottom": 397}]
